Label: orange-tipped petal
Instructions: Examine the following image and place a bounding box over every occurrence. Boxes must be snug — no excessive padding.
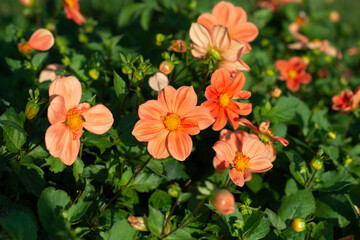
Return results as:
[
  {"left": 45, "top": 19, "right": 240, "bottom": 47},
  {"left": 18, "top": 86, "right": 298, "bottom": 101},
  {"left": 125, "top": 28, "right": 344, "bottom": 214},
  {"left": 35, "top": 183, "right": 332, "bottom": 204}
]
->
[
  {"left": 173, "top": 86, "right": 197, "bottom": 117},
  {"left": 28, "top": 29, "right": 54, "bottom": 51},
  {"left": 132, "top": 120, "right": 166, "bottom": 142},
  {"left": 244, "top": 171, "right": 253, "bottom": 182},
  {"left": 275, "top": 60, "right": 289, "bottom": 72},
  {"left": 229, "top": 168, "right": 245, "bottom": 187},
  {"left": 147, "top": 129, "right": 170, "bottom": 159},
  {"left": 225, "top": 108, "right": 239, "bottom": 130},
  {"left": 183, "top": 106, "right": 215, "bottom": 130},
  {"left": 226, "top": 72, "right": 246, "bottom": 97},
  {"left": 49, "top": 76, "right": 82, "bottom": 110},
  {"left": 231, "top": 22, "right": 259, "bottom": 43},
  {"left": 138, "top": 100, "right": 167, "bottom": 120},
  {"left": 259, "top": 122, "right": 270, "bottom": 133},
  {"left": 212, "top": 108, "right": 227, "bottom": 131},
  {"left": 178, "top": 119, "right": 200, "bottom": 135},
  {"left": 271, "top": 136, "right": 289, "bottom": 146},
  {"left": 167, "top": 130, "right": 192, "bottom": 161},
  {"left": 82, "top": 104, "right": 114, "bottom": 134},
  {"left": 213, "top": 156, "right": 230, "bottom": 173},
  {"left": 211, "top": 68, "right": 232, "bottom": 93},
  {"left": 45, "top": 122, "right": 80, "bottom": 165},
  {"left": 234, "top": 102, "right": 252, "bottom": 116},
  {"left": 197, "top": 13, "right": 217, "bottom": 32},
  {"left": 211, "top": 25, "right": 231, "bottom": 52},
  {"left": 48, "top": 95, "right": 67, "bottom": 124},
  {"left": 212, "top": 1, "right": 236, "bottom": 26},
  {"left": 212, "top": 140, "right": 235, "bottom": 164},
  {"left": 189, "top": 23, "right": 211, "bottom": 49},
  {"left": 266, "top": 142, "right": 277, "bottom": 162},
  {"left": 66, "top": 8, "right": 87, "bottom": 26},
  {"left": 286, "top": 79, "right": 301, "bottom": 92}
]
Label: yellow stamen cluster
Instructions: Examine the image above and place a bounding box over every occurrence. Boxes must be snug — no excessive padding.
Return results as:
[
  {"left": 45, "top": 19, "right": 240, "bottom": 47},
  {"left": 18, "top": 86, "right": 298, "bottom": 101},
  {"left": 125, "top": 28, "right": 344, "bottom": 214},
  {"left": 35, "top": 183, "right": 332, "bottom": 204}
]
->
[
  {"left": 65, "top": 110, "right": 84, "bottom": 132},
  {"left": 219, "top": 93, "right": 230, "bottom": 108},
  {"left": 162, "top": 114, "right": 181, "bottom": 131},
  {"left": 233, "top": 151, "right": 250, "bottom": 173},
  {"left": 288, "top": 69, "right": 298, "bottom": 79},
  {"left": 64, "top": 0, "right": 75, "bottom": 8}
]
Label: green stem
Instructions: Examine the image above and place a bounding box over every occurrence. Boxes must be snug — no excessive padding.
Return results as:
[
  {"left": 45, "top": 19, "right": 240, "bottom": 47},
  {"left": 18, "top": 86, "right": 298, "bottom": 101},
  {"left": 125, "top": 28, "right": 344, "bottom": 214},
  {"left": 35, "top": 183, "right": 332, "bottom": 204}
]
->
[
  {"left": 161, "top": 198, "right": 179, "bottom": 237},
  {"left": 114, "top": 73, "right": 134, "bottom": 128},
  {"left": 305, "top": 169, "right": 317, "bottom": 189},
  {"left": 343, "top": 115, "right": 353, "bottom": 138}
]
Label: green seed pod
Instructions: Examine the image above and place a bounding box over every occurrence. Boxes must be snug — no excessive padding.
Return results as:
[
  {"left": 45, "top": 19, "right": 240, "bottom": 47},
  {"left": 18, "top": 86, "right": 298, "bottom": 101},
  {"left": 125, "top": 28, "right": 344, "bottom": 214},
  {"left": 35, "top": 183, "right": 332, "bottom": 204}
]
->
[{"left": 25, "top": 101, "right": 40, "bottom": 120}]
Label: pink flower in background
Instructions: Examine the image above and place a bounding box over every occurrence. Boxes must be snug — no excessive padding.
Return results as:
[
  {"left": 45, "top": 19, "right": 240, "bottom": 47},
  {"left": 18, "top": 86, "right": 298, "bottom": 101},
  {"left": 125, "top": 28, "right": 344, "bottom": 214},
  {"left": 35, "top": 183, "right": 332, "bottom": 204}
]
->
[
  {"left": 197, "top": 1, "right": 258, "bottom": 53},
  {"left": 238, "top": 119, "right": 289, "bottom": 161},
  {"left": 39, "top": 64, "right": 66, "bottom": 83},
  {"left": 329, "top": 11, "right": 340, "bottom": 23},
  {"left": 148, "top": 72, "right": 169, "bottom": 92},
  {"left": 213, "top": 129, "right": 272, "bottom": 187},
  {"left": 332, "top": 87, "right": 360, "bottom": 113},
  {"left": 189, "top": 23, "right": 250, "bottom": 73},
  {"left": 63, "top": 0, "right": 87, "bottom": 25},
  {"left": 45, "top": 76, "right": 114, "bottom": 165}
]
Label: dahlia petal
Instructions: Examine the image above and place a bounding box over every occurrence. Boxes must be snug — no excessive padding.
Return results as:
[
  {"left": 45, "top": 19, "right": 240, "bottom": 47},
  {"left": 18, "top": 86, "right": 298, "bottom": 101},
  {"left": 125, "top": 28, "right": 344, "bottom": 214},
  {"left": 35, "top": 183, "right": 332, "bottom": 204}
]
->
[
  {"left": 158, "top": 86, "right": 176, "bottom": 113},
  {"left": 39, "top": 64, "right": 65, "bottom": 83},
  {"left": 286, "top": 79, "right": 301, "bottom": 92},
  {"left": 138, "top": 100, "right": 167, "bottom": 120},
  {"left": 189, "top": 23, "right": 211, "bottom": 49},
  {"left": 242, "top": 135, "right": 269, "bottom": 159},
  {"left": 191, "top": 46, "right": 208, "bottom": 59},
  {"left": 212, "top": 140, "right": 235, "bottom": 164},
  {"left": 248, "top": 156, "right": 273, "bottom": 173},
  {"left": 229, "top": 169, "right": 245, "bottom": 187},
  {"left": 173, "top": 86, "right": 197, "bottom": 117},
  {"left": 211, "top": 68, "right": 232, "bottom": 93},
  {"left": 148, "top": 73, "right": 169, "bottom": 92},
  {"left": 226, "top": 72, "right": 246, "bottom": 97},
  {"left": 147, "top": 130, "right": 170, "bottom": 159},
  {"left": 82, "top": 104, "right": 114, "bottom": 134},
  {"left": 233, "top": 91, "right": 251, "bottom": 100},
  {"left": 66, "top": 8, "right": 87, "bottom": 26},
  {"left": 233, "top": 102, "right": 252, "bottom": 116},
  {"left": 225, "top": 108, "right": 239, "bottom": 131},
  {"left": 271, "top": 136, "right": 289, "bottom": 146},
  {"left": 237, "top": 118, "right": 258, "bottom": 133},
  {"left": 266, "top": 142, "right": 277, "bottom": 162},
  {"left": 204, "top": 85, "right": 219, "bottom": 101},
  {"left": 197, "top": 13, "right": 218, "bottom": 32},
  {"left": 183, "top": 106, "right": 215, "bottom": 130},
  {"left": 212, "top": 107, "right": 227, "bottom": 131},
  {"left": 48, "top": 95, "right": 67, "bottom": 124},
  {"left": 231, "top": 22, "right": 259, "bottom": 43},
  {"left": 167, "top": 130, "right": 192, "bottom": 161},
  {"left": 212, "top": 25, "right": 231, "bottom": 52},
  {"left": 298, "top": 72, "right": 312, "bottom": 84},
  {"left": 28, "top": 29, "right": 54, "bottom": 51},
  {"left": 178, "top": 119, "right": 200, "bottom": 135},
  {"left": 244, "top": 170, "right": 253, "bottom": 182},
  {"left": 213, "top": 156, "right": 230, "bottom": 173},
  {"left": 222, "top": 40, "right": 245, "bottom": 62},
  {"left": 49, "top": 76, "right": 82, "bottom": 110},
  {"left": 258, "top": 122, "right": 270, "bottom": 133},
  {"left": 132, "top": 119, "right": 165, "bottom": 141},
  {"left": 201, "top": 100, "right": 220, "bottom": 119},
  {"left": 275, "top": 60, "right": 289, "bottom": 72},
  {"left": 212, "top": 1, "right": 236, "bottom": 26}
]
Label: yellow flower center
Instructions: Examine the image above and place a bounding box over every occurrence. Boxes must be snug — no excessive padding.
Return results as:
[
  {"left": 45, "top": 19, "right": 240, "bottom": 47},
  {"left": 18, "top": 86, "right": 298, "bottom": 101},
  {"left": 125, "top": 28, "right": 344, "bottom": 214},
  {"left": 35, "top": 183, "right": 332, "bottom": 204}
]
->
[
  {"left": 219, "top": 93, "right": 230, "bottom": 108},
  {"left": 233, "top": 151, "right": 250, "bottom": 173},
  {"left": 65, "top": 110, "right": 84, "bottom": 132},
  {"left": 288, "top": 69, "right": 298, "bottom": 79},
  {"left": 162, "top": 114, "right": 181, "bottom": 131},
  {"left": 64, "top": 0, "right": 75, "bottom": 8}
]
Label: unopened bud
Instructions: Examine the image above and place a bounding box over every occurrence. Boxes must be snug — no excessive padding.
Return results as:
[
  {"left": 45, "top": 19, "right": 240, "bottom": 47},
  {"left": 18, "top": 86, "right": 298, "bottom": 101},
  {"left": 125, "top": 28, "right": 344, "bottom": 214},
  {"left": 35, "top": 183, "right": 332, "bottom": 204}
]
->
[
  {"left": 121, "top": 65, "right": 133, "bottom": 75},
  {"left": 19, "top": 0, "right": 33, "bottom": 6},
  {"left": 25, "top": 101, "right": 40, "bottom": 120},
  {"left": 88, "top": 69, "right": 99, "bottom": 80},
  {"left": 292, "top": 218, "right": 306, "bottom": 232},
  {"left": 155, "top": 34, "right": 165, "bottom": 46},
  {"left": 301, "top": 56, "right": 310, "bottom": 65},
  {"left": 311, "top": 158, "right": 323, "bottom": 170},
  {"left": 18, "top": 42, "right": 32, "bottom": 54},
  {"left": 168, "top": 183, "right": 181, "bottom": 198},
  {"left": 345, "top": 155, "right": 353, "bottom": 165},
  {"left": 271, "top": 88, "right": 282, "bottom": 98},
  {"left": 266, "top": 69, "right": 275, "bottom": 77},
  {"left": 327, "top": 131, "right": 336, "bottom": 139},
  {"left": 329, "top": 11, "right": 340, "bottom": 23},
  {"left": 159, "top": 61, "right": 174, "bottom": 75},
  {"left": 212, "top": 189, "right": 235, "bottom": 215},
  {"left": 171, "top": 40, "right": 186, "bottom": 53},
  {"left": 317, "top": 68, "right": 329, "bottom": 79},
  {"left": 127, "top": 216, "right": 148, "bottom": 232},
  {"left": 134, "top": 70, "right": 144, "bottom": 81}
]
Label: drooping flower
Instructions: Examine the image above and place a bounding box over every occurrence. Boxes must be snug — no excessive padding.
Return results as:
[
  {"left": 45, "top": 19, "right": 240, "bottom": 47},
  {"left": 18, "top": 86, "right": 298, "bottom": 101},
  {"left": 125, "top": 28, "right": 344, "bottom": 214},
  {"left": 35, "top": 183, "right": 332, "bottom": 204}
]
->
[
  {"left": 211, "top": 189, "right": 235, "bottom": 215},
  {"left": 201, "top": 68, "right": 252, "bottom": 131},
  {"left": 39, "top": 64, "right": 66, "bottom": 83},
  {"left": 238, "top": 118, "right": 289, "bottom": 161},
  {"left": 189, "top": 23, "right": 249, "bottom": 73},
  {"left": 213, "top": 129, "right": 272, "bottom": 187},
  {"left": 197, "top": 1, "right": 258, "bottom": 53},
  {"left": 63, "top": 0, "right": 87, "bottom": 26},
  {"left": 45, "top": 76, "right": 114, "bottom": 165},
  {"left": 127, "top": 216, "right": 148, "bottom": 232},
  {"left": 332, "top": 87, "right": 360, "bottom": 113},
  {"left": 132, "top": 86, "right": 214, "bottom": 161},
  {"left": 275, "top": 57, "right": 312, "bottom": 92},
  {"left": 18, "top": 29, "right": 55, "bottom": 53},
  {"left": 148, "top": 72, "right": 169, "bottom": 92}
]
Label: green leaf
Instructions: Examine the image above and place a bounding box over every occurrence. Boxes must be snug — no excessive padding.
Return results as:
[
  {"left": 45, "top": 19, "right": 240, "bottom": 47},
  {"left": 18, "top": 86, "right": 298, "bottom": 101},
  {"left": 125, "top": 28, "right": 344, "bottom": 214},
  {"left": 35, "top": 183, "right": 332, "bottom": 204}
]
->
[
  {"left": 5, "top": 57, "right": 22, "bottom": 71},
  {"left": 69, "top": 181, "right": 96, "bottom": 222},
  {"left": 164, "top": 159, "right": 189, "bottom": 180},
  {"left": 0, "top": 210, "right": 37, "bottom": 240},
  {"left": 149, "top": 189, "right": 172, "bottom": 212},
  {"left": 0, "top": 108, "right": 26, "bottom": 153},
  {"left": 278, "top": 190, "right": 316, "bottom": 223},
  {"left": 310, "top": 221, "right": 334, "bottom": 240},
  {"left": 246, "top": 173, "right": 263, "bottom": 193},
  {"left": 45, "top": 156, "right": 67, "bottom": 173},
  {"left": 313, "top": 169, "right": 357, "bottom": 192},
  {"left": 140, "top": 8, "right": 152, "bottom": 31},
  {"left": 220, "top": 205, "right": 243, "bottom": 237},
  {"left": 37, "top": 187, "right": 72, "bottom": 236},
  {"left": 167, "top": 229, "right": 195, "bottom": 240},
  {"left": 285, "top": 151, "right": 306, "bottom": 186},
  {"left": 32, "top": 52, "right": 49, "bottom": 69},
  {"left": 314, "top": 197, "right": 350, "bottom": 228},
  {"left": 243, "top": 211, "right": 265, "bottom": 238},
  {"left": 113, "top": 71, "right": 127, "bottom": 100},
  {"left": 73, "top": 158, "right": 84, "bottom": 182},
  {"left": 19, "top": 163, "right": 46, "bottom": 196},
  {"left": 148, "top": 205, "right": 164, "bottom": 237},
  {"left": 311, "top": 109, "right": 330, "bottom": 131},
  {"left": 132, "top": 172, "right": 162, "bottom": 193},
  {"left": 108, "top": 219, "right": 138, "bottom": 240},
  {"left": 246, "top": 215, "right": 270, "bottom": 240},
  {"left": 265, "top": 208, "right": 286, "bottom": 230},
  {"left": 118, "top": 3, "right": 145, "bottom": 27},
  {"left": 270, "top": 97, "right": 298, "bottom": 123},
  {"left": 253, "top": 9, "right": 273, "bottom": 29},
  {"left": 295, "top": 99, "right": 311, "bottom": 135}
]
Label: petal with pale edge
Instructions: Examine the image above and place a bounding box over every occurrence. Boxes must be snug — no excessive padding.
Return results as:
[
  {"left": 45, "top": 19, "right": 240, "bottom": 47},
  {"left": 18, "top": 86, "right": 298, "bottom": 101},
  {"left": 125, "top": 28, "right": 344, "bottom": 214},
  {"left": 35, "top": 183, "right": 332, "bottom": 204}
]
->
[
  {"left": 212, "top": 25, "right": 231, "bottom": 52},
  {"left": 28, "top": 28, "right": 54, "bottom": 51},
  {"left": 173, "top": 86, "right": 197, "bottom": 117},
  {"left": 229, "top": 169, "right": 245, "bottom": 187},
  {"left": 82, "top": 104, "right": 114, "bottom": 134},
  {"left": 212, "top": 140, "right": 235, "bottom": 164},
  {"left": 49, "top": 76, "right": 82, "bottom": 110},
  {"left": 242, "top": 135, "right": 269, "bottom": 159},
  {"left": 158, "top": 86, "right": 176, "bottom": 113},
  {"left": 167, "top": 130, "right": 193, "bottom": 161},
  {"left": 132, "top": 119, "right": 165, "bottom": 142},
  {"left": 183, "top": 106, "right": 215, "bottom": 130},
  {"left": 248, "top": 155, "right": 273, "bottom": 173},
  {"left": 138, "top": 99, "right": 167, "bottom": 121},
  {"left": 189, "top": 23, "right": 211, "bottom": 49},
  {"left": 48, "top": 95, "right": 67, "bottom": 124}
]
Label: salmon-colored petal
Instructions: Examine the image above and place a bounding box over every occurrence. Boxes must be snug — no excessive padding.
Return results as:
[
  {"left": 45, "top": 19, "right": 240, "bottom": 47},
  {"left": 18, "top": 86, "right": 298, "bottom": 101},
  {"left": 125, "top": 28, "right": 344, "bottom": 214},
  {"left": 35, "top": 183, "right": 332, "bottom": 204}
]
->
[
  {"left": 212, "top": 1, "right": 236, "bottom": 26},
  {"left": 225, "top": 108, "right": 239, "bottom": 130},
  {"left": 222, "top": 40, "right": 245, "bottom": 62},
  {"left": 158, "top": 85, "right": 176, "bottom": 113},
  {"left": 238, "top": 118, "right": 258, "bottom": 133},
  {"left": 213, "top": 156, "right": 230, "bottom": 173},
  {"left": 138, "top": 100, "right": 167, "bottom": 120},
  {"left": 212, "top": 108, "right": 227, "bottom": 131},
  {"left": 233, "top": 102, "right": 252, "bottom": 116},
  {"left": 244, "top": 171, "right": 253, "bottom": 182},
  {"left": 219, "top": 129, "right": 243, "bottom": 151},
  {"left": 231, "top": 23, "right": 259, "bottom": 43},
  {"left": 248, "top": 156, "right": 273, "bottom": 172},
  {"left": 167, "top": 130, "right": 192, "bottom": 161},
  {"left": 229, "top": 169, "right": 245, "bottom": 187},
  {"left": 178, "top": 119, "right": 200, "bottom": 135},
  {"left": 197, "top": 13, "right": 218, "bottom": 32},
  {"left": 173, "top": 86, "right": 197, "bottom": 117},
  {"left": 271, "top": 136, "right": 289, "bottom": 146},
  {"left": 286, "top": 79, "right": 300, "bottom": 92},
  {"left": 45, "top": 122, "right": 80, "bottom": 165},
  {"left": 189, "top": 23, "right": 211, "bottom": 49},
  {"left": 48, "top": 95, "right": 67, "bottom": 125},
  {"left": 39, "top": 64, "right": 65, "bottom": 83},
  {"left": 66, "top": 8, "right": 87, "bottom": 26},
  {"left": 182, "top": 106, "right": 215, "bottom": 130},
  {"left": 298, "top": 72, "right": 312, "bottom": 84},
  {"left": 147, "top": 130, "right": 170, "bottom": 159},
  {"left": 259, "top": 122, "right": 270, "bottom": 133},
  {"left": 49, "top": 76, "right": 82, "bottom": 110},
  {"left": 233, "top": 91, "right": 251, "bottom": 100},
  {"left": 82, "top": 104, "right": 114, "bottom": 134},
  {"left": 242, "top": 135, "right": 269, "bottom": 159},
  {"left": 204, "top": 85, "right": 219, "bottom": 101},
  {"left": 233, "top": 6, "right": 247, "bottom": 23},
  {"left": 211, "top": 25, "right": 231, "bottom": 52},
  {"left": 266, "top": 142, "right": 276, "bottom": 162},
  {"left": 132, "top": 120, "right": 165, "bottom": 142},
  {"left": 211, "top": 68, "right": 232, "bottom": 93},
  {"left": 275, "top": 60, "right": 289, "bottom": 72},
  {"left": 219, "top": 60, "right": 250, "bottom": 73},
  {"left": 226, "top": 72, "right": 246, "bottom": 97},
  {"left": 28, "top": 29, "right": 54, "bottom": 51},
  {"left": 212, "top": 140, "right": 235, "bottom": 164},
  {"left": 191, "top": 46, "right": 208, "bottom": 59}
]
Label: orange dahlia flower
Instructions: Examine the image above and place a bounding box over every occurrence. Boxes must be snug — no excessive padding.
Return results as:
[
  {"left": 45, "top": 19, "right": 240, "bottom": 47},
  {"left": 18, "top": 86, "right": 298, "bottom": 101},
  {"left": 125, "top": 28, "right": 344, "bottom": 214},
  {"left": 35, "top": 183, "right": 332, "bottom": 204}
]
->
[
  {"left": 132, "top": 86, "right": 214, "bottom": 161},
  {"left": 189, "top": 23, "right": 250, "bottom": 73},
  {"left": 238, "top": 118, "right": 289, "bottom": 161},
  {"left": 275, "top": 57, "right": 312, "bottom": 92},
  {"left": 213, "top": 129, "right": 272, "bottom": 187},
  {"left": 63, "top": 0, "right": 86, "bottom": 26},
  {"left": 197, "top": 1, "right": 258, "bottom": 53},
  {"left": 332, "top": 87, "right": 360, "bottom": 113},
  {"left": 201, "top": 68, "right": 252, "bottom": 131},
  {"left": 45, "top": 76, "right": 114, "bottom": 165},
  {"left": 18, "top": 29, "right": 54, "bottom": 53}
]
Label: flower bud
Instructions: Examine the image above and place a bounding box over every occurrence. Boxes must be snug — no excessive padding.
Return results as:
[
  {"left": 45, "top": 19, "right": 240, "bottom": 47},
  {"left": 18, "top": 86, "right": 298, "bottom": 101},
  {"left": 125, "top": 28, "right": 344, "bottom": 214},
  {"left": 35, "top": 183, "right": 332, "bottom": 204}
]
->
[
  {"left": 149, "top": 72, "right": 169, "bottom": 92},
  {"left": 311, "top": 158, "right": 323, "bottom": 170},
  {"left": 292, "top": 218, "right": 306, "bottom": 232},
  {"left": 327, "top": 131, "right": 336, "bottom": 139},
  {"left": 127, "top": 216, "right": 148, "bottom": 231},
  {"left": 345, "top": 155, "right": 353, "bottom": 165},
  {"left": 159, "top": 61, "right": 174, "bottom": 75},
  {"left": 329, "top": 11, "right": 340, "bottom": 23},
  {"left": 317, "top": 68, "right": 329, "bottom": 79},
  {"left": 134, "top": 70, "right": 144, "bottom": 81},
  {"left": 301, "top": 56, "right": 310, "bottom": 65},
  {"left": 171, "top": 40, "right": 186, "bottom": 53},
  {"left": 212, "top": 189, "right": 235, "bottom": 215},
  {"left": 266, "top": 69, "right": 274, "bottom": 77},
  {"left": 261, "top": 39, "right": 269, "bottom": 47},
  {"left": 19, "top": 0, "right": 33, "bottom": 6},
  {"left": 88, "top": 69, "right": 99, "bottom": 80},
  {"left": 271, "top": 88, "right": 282, "bottom": 98},
  {"left": 122, "top": 65, "right": 133, "bottom": 75},
  {"left": 168, "top": 183, "right": 181, "bottom": 198},
  {"left": 25, "top": 101, "right": 40, "bottom": 120},
  {"left": 18, "top": 42, "right": 32, "bottom": 54},
  {"left": 155, "top": 33, "right": 165, "bottom": 46}
]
